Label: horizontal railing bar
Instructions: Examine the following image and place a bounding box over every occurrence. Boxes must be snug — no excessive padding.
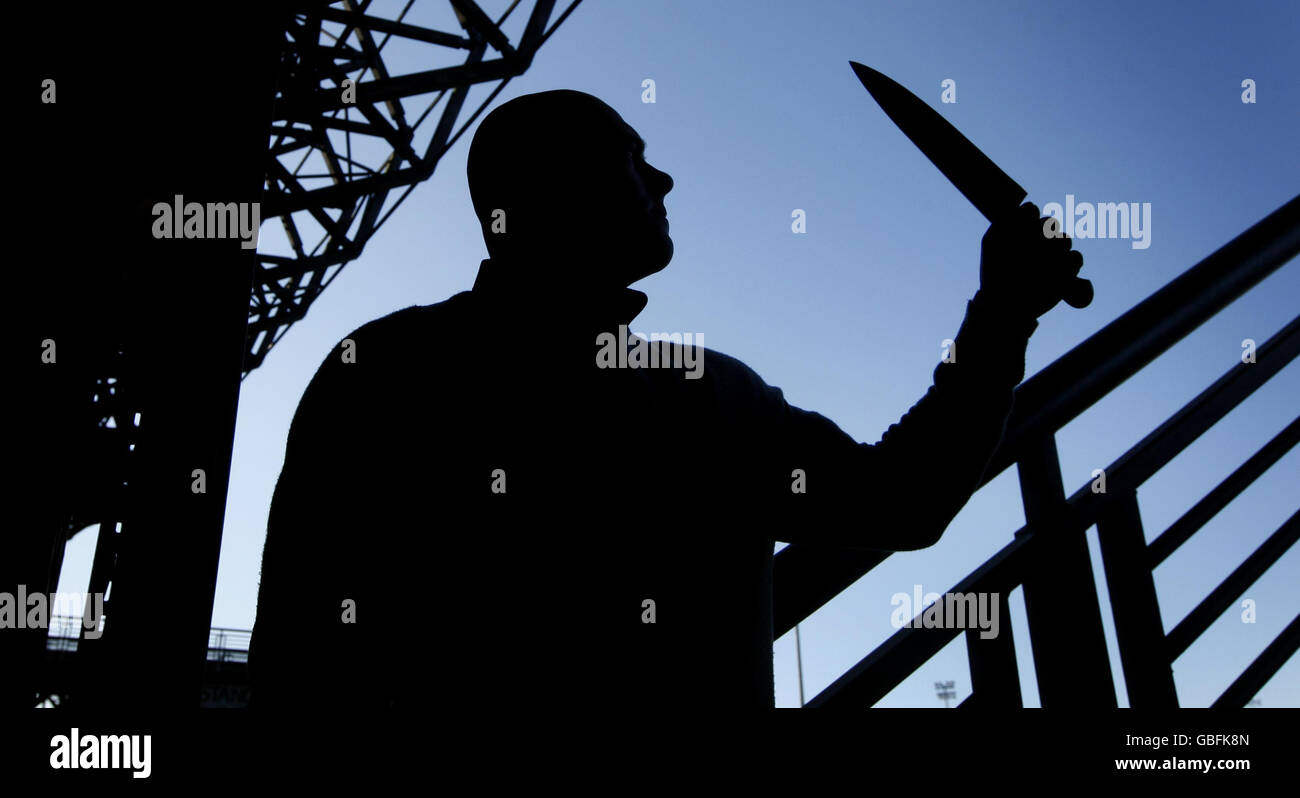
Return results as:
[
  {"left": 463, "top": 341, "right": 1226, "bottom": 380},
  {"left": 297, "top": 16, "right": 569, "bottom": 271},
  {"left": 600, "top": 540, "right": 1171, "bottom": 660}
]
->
[
  {"left": 1166, "top": 510, "right": 1300, "bottom": 659},
  {"left": 1149, "top": 416, "right": 1300, "bottom": 567},
  {"left": 805, "top": 623, "right": 954, "bottom": 708},
  {"left": 806, "top": 531, "right": 1036, "bottom": 707},
  {"left": 773, "top": 196, "right": 1300, "bottom": 634},
  {"left": 1088, "top": 315, "right": 1299, "bottom": 500},
  {"left": 952, "top": 316, "right": 1298, "bottom": 572},
  {"left": 1212, "top": 613, "right": 1300, "bottom": 708}
]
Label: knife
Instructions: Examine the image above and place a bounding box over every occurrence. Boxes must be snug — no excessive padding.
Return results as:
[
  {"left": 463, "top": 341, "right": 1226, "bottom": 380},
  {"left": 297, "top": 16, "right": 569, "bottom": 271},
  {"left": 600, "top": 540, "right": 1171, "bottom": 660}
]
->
[{"left": 850, "top": 61, "right": 1092, "bottom": 307}]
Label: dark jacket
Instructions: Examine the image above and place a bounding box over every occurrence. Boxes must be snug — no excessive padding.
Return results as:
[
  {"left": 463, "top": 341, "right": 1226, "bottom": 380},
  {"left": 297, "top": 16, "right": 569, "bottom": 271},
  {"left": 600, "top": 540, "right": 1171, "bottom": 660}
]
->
[{"left": 250, "top": 259, "right": 1037, "bottom": 709}]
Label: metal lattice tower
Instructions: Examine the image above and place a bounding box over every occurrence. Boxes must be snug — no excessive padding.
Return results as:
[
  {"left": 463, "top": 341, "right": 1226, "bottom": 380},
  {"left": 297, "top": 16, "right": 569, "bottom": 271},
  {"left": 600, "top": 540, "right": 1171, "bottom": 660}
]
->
[
  {"left": 59, "top": 0, "right": 578, "bottom": 540},
  {"left": 250, "top": 0, "right": 578, "bottom": 375}
]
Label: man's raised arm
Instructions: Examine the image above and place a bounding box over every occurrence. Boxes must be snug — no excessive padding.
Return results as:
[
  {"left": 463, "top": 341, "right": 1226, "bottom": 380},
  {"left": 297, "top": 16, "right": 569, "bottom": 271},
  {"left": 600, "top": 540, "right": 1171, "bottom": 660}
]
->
[{"left": 756, "top": 203, "right": 1090, "bottom": 549}]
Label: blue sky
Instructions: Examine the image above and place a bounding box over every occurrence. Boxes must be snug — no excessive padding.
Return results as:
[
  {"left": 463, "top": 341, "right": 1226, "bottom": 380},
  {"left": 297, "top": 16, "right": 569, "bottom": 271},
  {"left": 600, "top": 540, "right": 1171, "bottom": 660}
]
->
[{"left": 59, "top": 0, "right": 1299, "bottom": 707}]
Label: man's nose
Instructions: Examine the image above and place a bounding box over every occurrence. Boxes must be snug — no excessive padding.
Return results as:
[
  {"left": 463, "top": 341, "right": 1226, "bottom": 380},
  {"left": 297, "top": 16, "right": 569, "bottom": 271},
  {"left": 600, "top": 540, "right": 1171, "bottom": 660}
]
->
[{"left": 648, "top": 164, "right": 673, "bottom": 196}]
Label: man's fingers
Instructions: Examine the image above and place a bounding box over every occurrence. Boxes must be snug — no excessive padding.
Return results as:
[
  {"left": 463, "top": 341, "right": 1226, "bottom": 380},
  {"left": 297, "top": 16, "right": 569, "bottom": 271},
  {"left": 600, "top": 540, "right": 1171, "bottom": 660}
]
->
[
  {"left": 989, "top": 202, "right": 1091, "bottom": 314},
  {"left": 1062, "top": 276, "right": 1093, "bottom": 308}
]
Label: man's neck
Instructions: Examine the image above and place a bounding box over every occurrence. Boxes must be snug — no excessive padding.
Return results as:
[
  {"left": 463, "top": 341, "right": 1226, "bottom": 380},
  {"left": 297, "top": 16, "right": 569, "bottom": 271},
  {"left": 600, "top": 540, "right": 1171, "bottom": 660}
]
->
[{"left": 471, "top": 258, "right": 648, "bottom": 330}]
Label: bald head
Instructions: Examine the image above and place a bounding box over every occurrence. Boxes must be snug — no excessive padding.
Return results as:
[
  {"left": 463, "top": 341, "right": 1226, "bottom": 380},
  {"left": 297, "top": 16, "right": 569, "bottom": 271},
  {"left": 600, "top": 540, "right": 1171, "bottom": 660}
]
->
[{"left": 466, "top": 90, "right": 674, "bottom": 290}]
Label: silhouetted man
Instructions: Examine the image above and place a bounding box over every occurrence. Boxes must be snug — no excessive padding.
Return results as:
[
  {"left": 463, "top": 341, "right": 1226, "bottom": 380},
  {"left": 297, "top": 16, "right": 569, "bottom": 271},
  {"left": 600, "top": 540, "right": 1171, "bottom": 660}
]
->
[{"left": 250, "top": 89, "right": 1088, "bottom": 709}]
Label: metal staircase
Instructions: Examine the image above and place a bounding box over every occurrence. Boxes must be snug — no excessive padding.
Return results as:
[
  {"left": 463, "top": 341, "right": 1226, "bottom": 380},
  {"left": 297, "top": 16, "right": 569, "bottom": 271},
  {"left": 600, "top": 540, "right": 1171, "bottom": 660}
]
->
[{"left": 775, "top": 194, "right": 1300, "bottom": 708}]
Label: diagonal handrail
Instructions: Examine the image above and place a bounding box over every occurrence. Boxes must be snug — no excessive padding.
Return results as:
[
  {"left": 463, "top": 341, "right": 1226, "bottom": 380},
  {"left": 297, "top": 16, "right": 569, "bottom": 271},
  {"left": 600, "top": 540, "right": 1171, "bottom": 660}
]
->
[
  {"left": 775, "top": 193, "right": 1300, "bottom": 638},
  {"left": 806, "top": 315, "right": 1300, "bottom": 705}
]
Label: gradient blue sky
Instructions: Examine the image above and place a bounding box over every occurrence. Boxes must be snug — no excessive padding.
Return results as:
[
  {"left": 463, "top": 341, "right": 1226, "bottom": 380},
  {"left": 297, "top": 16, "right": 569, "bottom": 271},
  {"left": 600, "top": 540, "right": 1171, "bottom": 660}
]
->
[{"left": 58, "top": 0, "right": 1299, "bottom": 707}]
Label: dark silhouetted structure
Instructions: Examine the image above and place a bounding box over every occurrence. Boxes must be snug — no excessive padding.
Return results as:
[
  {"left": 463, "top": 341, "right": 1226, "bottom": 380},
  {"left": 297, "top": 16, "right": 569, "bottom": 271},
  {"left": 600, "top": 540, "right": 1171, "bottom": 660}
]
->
[{"left": 15, "top": 0, "right": 577, "bottom": 711}]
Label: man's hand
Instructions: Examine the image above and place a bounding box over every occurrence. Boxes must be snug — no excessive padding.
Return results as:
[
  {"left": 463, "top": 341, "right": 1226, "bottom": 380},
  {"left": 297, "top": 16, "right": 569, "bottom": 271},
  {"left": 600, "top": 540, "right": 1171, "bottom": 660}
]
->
[{"left": 979, "top": 202, "right": 1092, "bottom": 319}]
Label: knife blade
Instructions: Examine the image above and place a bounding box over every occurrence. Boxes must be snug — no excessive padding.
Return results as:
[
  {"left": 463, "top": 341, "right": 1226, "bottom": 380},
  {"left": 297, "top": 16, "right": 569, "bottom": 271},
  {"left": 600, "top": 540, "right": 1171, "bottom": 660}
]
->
[
  {"left": 851, "top": 61, "right": 1093, "bottom": 308},
  {"left": 850, "top": 61, "right": 1026, "bottom": 223}
]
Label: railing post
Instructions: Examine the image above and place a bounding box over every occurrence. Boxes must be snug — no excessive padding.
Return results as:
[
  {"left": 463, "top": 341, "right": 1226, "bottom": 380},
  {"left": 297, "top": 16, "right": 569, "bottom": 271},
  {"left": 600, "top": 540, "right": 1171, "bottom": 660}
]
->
[
  {"left": 1096, "top": 491, "right": 1179, "bottom": 707},
  {"left": 963, "top": 591, "right": 1022, "bottom": 707},
  {"left": 1017, "top": 434, "right": 1117, "bottom": 707}
]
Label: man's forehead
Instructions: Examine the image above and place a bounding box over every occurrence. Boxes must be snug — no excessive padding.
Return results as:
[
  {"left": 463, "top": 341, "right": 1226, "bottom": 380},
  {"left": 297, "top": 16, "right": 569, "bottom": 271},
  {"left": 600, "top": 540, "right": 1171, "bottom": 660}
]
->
[
  {"left": 491, "top": 92, "right": 648, "bottom": 160},
  {"left": 575, "top": 113, "right": 644, "bottom": 156},
  {"left": 623, "top": 124, "right": 646, "bottom": 154}
]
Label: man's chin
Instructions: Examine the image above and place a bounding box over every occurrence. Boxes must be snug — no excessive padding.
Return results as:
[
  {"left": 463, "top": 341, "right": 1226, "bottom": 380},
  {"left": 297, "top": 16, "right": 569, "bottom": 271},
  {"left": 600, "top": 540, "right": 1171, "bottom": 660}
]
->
[
  {"left": 627, "top": 251, "right": 671, "bottom": 286},
  {"left": 648, "top": 236, "right": 674, "bottom": 272}
]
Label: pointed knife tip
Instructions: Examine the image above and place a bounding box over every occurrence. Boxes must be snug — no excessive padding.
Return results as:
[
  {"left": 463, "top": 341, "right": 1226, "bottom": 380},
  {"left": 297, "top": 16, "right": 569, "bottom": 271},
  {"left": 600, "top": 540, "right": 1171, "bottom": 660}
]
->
[{"left": 848, "top": 61, "right": 877, "bottom": 79}]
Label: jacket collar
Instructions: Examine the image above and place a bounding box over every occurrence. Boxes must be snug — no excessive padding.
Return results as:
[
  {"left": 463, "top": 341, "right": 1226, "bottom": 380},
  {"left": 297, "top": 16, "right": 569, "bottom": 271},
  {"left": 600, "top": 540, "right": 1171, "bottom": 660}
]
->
[{"left": 471, "top": 258, "right": 648, "bottom": 330}]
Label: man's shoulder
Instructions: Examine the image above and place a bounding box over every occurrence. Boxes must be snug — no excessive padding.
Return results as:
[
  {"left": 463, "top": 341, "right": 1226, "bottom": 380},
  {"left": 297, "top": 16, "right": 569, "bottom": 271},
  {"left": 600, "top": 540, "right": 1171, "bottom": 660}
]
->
[
  {"left": 297, "top": 291, "right": 474, "bottom": 402},
  {"left": 343, "top": 290, "right": 475, "bottom": 346},
  {"left": 643, "top": 341, "right": 785, "bottom": 410},
  {"left": 637, "top": 339, "right": 754, "bottom": 375},
  {"left": 695, "top": 346, "right": 758, "bottom": 377},
  {"left": 694, "top": 346, "right": 779, "bottom": 394}
]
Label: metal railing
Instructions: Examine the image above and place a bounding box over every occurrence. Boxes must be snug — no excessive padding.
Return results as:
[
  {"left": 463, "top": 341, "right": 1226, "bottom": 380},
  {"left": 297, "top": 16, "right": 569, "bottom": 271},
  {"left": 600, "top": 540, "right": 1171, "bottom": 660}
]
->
[
  {"left": 775, "top": 194, "right": 1300, "bottom": 708},
  {"left": 45, "top": 615, "right": 251, "bottom": 664}
]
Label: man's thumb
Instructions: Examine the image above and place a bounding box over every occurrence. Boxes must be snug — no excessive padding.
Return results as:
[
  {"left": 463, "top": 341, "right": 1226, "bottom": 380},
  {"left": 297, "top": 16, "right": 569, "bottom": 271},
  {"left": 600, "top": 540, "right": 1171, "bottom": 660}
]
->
[{"left": 1062, "top": 277, "right": 1093, "bottom": 309}]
